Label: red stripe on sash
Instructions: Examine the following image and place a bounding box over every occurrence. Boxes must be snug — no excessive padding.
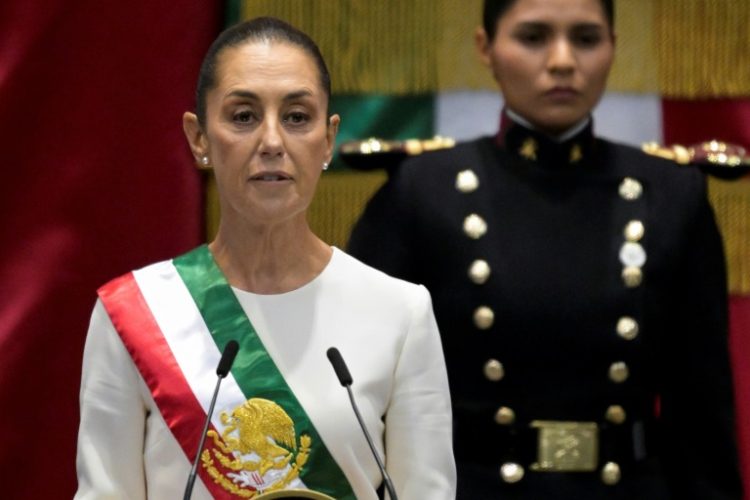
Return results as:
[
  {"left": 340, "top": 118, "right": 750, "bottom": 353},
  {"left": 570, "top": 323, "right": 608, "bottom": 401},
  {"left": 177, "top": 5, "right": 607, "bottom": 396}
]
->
[{"left": 98, "top": 272, "right": 239, "bottom": 499}]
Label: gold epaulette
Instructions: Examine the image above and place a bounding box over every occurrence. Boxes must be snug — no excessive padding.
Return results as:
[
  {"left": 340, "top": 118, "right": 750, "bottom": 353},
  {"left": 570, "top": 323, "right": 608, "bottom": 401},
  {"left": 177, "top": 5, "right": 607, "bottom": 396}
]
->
[
  {"left": 339, "top": 136, "right": 456, "bottom": 171},
  {"left": 642, "top": 140, "right": 750, "bottom": 179}
]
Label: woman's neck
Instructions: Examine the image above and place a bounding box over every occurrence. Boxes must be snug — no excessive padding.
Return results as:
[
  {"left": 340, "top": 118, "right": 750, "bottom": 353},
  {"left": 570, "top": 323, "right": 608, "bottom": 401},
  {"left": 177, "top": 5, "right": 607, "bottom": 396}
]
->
[
  {"left": 209, "top": 217, "right": 332, "bottom": 295},
  {"left": 505, "top": 108, "right": 590, "bottom": 143}
]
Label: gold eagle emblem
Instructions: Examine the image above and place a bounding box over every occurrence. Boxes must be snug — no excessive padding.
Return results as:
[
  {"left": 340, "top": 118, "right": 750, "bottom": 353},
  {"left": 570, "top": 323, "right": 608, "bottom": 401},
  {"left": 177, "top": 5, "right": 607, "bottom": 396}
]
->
[{"left": 201, "top": 398, "right": 312, "bottom": 497}]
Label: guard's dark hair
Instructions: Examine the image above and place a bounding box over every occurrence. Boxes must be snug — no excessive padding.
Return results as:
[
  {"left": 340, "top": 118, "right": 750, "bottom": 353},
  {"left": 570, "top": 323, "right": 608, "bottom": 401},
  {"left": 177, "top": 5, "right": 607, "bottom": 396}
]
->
[
  {"left": 483, "top": 0, "right": 615, "bottom": 40},
  {"left": 195, "top": 16, "right": 331, "bottom": 127}
]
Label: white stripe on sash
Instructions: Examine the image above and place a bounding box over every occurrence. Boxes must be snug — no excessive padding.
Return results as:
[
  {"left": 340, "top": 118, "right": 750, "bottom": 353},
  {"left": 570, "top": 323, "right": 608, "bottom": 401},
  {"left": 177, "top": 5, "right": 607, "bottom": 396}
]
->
[{"left": 133, "top": 260, "right": 246, "bottom": 430}]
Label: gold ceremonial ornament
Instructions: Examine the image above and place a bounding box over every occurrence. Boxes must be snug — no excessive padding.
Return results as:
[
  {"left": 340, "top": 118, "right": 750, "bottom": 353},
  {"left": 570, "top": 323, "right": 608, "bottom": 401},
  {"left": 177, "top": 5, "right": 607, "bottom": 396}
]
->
[
  {"left": 468, "top": 259, "right": 491, "bottom": 284},
  {"left": 608, "top": 362, "right": 630, "bottom": 383},
  {"left": 618, "top": 177, "right": 643, "bottom": 201},
  {"left": 569, "top": 144, "right": 583, "bottom": 163},
  {"left": 623, "top": 220, "right": 645, "bottom": 242},
  {"left": 473, "top": 306, "right": 495, "bottom": 330},
  {"left": 455, "top": 169, "right": 480, "bottom": 193},
  {"left": 494, "top": 406, "right": 516, "bottom": 425},
  {"left": 203, "top": 398, "right": 313, "bottom": 496},
  {"left": 463, "top": 213, "right": 488, "bottom": 239},
  {"left": 483, "top": 359, "right": 505, "bottom": 382},
  {"left": 338, "top": 136, "right": 455, "bottom": 170},
  {"left": 519, "top": 137, "right": 538, "bottom": 161},
  {"left": 642, "top": 140, "right": 750, "bottom": 179},
  {"left": 530, "top": 420, "right": 598, "bottom": 472},
  {"left": 621, "top": 266, "right": 643, "bottom": 288},
  {"left": 616, "top": 316, "right": 639, "bottom": 341},
  {"left": 642, "top": 141, "right": 692, "bottom": 164},
  {"left": 605, "top": 405, "right": 627, "bottom": 425},
  {"left": 500, "top": 462, "right": 525, "bottom": 483},
  {"left": 601, "top": 461, "right": 622, "bottom": 485}
]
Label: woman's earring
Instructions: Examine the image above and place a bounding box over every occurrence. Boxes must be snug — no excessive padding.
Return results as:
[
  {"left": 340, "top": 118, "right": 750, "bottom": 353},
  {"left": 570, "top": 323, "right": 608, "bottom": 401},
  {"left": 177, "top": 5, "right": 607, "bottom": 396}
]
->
[
  {"left": 197, "top": 156, "right": 211, "bottom": 170},
  {"left": 322, "top": 162, "right": 329, "bottom": 171}
]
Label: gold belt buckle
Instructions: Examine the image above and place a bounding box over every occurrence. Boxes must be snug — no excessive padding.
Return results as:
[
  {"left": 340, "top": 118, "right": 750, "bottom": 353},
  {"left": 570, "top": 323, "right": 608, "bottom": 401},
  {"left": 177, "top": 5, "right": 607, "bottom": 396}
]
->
[{"left": 529, "top": 420, "right": 598, "bottom": 472}]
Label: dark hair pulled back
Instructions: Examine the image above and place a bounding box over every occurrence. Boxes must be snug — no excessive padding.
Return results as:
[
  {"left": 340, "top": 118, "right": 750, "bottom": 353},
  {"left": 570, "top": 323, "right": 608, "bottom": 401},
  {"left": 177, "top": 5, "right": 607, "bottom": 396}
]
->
[{"left": 194, "top": 17, "right": 331, "bottom": 127}]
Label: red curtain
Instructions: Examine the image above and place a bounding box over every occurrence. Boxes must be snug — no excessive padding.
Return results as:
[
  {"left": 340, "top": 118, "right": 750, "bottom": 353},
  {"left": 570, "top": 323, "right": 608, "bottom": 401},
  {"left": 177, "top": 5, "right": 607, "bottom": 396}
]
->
[
  {"left": 0, "top": 1, "right": 220, "bottom": 498},
  {"left": 663, "top": 98, "right": 750, "bottom": 497}
]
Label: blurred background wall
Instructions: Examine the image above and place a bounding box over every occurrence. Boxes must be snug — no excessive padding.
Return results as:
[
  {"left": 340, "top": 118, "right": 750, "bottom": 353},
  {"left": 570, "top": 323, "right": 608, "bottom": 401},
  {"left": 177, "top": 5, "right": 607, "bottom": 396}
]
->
[{"left": 0, "top": 1, "right": 221, "bottom": 497}]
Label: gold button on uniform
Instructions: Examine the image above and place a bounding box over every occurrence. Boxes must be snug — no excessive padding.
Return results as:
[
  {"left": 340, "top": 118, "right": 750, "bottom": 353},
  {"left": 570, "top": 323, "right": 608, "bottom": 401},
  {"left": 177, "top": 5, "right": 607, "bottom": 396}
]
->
[
  {"left": 468, "top": 259, "right": 491, "bottom": 284},
  {"left": 474, "top": 306, "right": 495, "bottom": 329},
  {"left": 456, "top": 169, "right": 480, "bottom": 193},
  {"left": 484, "top": 359, "right": 505, "bottom": 381},
  {"left": 624, "top": 220, "right": 645, "bottom": 242},
  {"left": 605, "top": 405, "right": 627, "bottom": 424},
  {"left": 616, "top": 316, "right": 639, "bottom": 340},
  {"left": 609, "top": 362, "right": 630, "bottom": 383},
  {"left": 621, "top": 266, "right": 643, "bottom": 287},
  {"left": 500, "top": 462, "right": 525, "bottom": 483},
  {"left": 463, "top": 214, "right": 488, "bottom": 239},
  {"left": 494, "top": 406, "right": 515, "bottom": 425},
  {"left": 601, "top": 461, "right": 622, "bottom": 485},
  {"left": 618, "top": 177, "right": 643, "bottom": 200}
]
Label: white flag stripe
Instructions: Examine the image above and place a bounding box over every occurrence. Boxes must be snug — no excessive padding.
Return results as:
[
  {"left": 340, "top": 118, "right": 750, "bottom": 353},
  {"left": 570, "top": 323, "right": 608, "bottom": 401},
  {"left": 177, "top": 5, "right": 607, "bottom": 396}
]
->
[
  {"left": 594, "top": 92, "right": 663, "bottom": 147},
  {"left": 133, "top": 261, "right": 246, "bottom": 431},
  {"left": 435, "top": 90, "right": 663, "bottom": 147}
]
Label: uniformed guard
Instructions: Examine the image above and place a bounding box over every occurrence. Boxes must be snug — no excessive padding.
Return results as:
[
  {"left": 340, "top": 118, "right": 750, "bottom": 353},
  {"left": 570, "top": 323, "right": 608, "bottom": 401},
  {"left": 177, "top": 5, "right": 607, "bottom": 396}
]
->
[{"left": 347, "top": 0, "right": 743, "bottom": 498}]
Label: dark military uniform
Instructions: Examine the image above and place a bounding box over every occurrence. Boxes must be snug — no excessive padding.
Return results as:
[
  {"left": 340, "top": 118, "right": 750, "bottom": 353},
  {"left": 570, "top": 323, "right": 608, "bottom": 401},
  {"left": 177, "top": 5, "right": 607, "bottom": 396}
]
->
[{"left": 347, "top": 118, "right": 743, "bottom": 499}]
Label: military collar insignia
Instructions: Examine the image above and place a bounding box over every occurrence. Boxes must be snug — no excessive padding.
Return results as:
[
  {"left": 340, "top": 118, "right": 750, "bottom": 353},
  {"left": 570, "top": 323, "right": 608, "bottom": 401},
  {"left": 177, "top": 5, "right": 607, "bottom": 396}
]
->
[
  {"left": 519, "top": 138, "right": 538, "bottom": 161},
  {"left": 570, "top": 144, "right": 583, "bottom": 163},
  {"left": 498, "top": 115, "right": 595, "bottom": 168}
]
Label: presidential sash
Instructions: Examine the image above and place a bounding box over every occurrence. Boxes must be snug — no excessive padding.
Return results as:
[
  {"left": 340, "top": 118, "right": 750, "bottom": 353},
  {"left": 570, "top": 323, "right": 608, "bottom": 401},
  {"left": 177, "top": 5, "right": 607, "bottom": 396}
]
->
[{"left": 98, "top": 245, "right": 355, "bottom": 499}]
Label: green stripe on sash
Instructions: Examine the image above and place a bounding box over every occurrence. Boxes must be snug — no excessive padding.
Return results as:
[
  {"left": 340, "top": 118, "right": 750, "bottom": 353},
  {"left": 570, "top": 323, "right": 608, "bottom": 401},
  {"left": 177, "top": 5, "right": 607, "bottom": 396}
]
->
[{"left": 174, "top": 245, "right": 355, "bottom": 499}]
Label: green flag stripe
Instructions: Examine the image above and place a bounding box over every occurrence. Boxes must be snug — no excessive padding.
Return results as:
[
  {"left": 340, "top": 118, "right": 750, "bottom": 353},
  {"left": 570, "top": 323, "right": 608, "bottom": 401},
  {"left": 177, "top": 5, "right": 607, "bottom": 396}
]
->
[
  {"left": 331, "top": 93, "right": 435, "bottom": 170},
  {"left": 224, "top": 0, "right": 243, "bottom": 26}
]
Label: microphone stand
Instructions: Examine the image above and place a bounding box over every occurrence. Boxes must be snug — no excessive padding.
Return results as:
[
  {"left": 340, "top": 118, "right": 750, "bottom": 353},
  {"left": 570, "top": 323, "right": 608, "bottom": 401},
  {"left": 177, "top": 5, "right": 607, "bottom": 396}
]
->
[
  {"left": 183, "top": 373, "right": 226, "bottom": 500},
  {"left": 183, "top": 340, "right": 239, "bottom": 500},
  {"left": 327, "top": 347, "right": 398, "bottom": 500}
]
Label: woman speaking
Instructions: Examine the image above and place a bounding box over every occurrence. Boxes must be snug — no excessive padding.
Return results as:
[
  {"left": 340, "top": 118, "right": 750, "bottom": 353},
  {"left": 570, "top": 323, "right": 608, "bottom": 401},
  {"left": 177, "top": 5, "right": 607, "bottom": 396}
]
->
[{"left": 75, "top": 17, "right": 455, "bottom": 500}]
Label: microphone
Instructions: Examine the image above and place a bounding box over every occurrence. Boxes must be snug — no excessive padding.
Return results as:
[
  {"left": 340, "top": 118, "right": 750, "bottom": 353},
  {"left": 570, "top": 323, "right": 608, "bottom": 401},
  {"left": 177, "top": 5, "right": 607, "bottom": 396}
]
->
[
  {"left": 326, "top": 347, "right": 398, "bottom": 500},
  {"left": 183, "top": 340, "right": 239, "bottom": 500}
]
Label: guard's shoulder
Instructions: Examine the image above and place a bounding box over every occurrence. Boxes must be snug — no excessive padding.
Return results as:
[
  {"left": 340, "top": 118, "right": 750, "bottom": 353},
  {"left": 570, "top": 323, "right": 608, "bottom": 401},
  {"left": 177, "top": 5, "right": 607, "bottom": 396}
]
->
[
  {"left": 640, "top": 140, "right": 749, "bottom": 180},
  {"left": 339, "top": 136, "right": 457, "bottom": 172}
]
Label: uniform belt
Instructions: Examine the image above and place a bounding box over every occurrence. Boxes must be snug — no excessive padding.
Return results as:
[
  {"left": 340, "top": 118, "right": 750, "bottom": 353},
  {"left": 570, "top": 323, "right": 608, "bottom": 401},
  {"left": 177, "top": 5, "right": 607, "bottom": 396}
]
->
[
  {"left": 528, "top": 420, "right": 599, "bottom": 472},
  {"left": 454, "top": 417, "right": 652, "bottom": 470},
  {"left": 519, "top": 419, "right": 651, "bottom": 472}
]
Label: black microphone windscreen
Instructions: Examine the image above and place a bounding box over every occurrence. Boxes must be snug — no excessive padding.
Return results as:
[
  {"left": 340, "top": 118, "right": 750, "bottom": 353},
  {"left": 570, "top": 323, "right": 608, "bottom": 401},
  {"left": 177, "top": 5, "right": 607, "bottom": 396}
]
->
[
  {"left": 216, "top": 340, "right": 239, "bottom": 377},
  {"left": 326, "top": 347, "right": 353, "bottom": 386}
]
